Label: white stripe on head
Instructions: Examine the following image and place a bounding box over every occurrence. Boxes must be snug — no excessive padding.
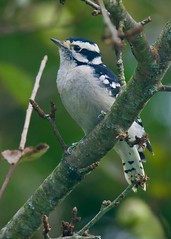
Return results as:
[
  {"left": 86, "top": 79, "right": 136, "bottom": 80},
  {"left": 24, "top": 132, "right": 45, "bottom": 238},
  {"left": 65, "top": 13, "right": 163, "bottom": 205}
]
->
[
  {"left": 91, "top": 56, "right": 102, "bottom": 64},
  {"left": 73, "top": 41, "right": 100, "bottom": 53},
  {"left": 72, "top": 52, "right": 89, "bottom": 63}
]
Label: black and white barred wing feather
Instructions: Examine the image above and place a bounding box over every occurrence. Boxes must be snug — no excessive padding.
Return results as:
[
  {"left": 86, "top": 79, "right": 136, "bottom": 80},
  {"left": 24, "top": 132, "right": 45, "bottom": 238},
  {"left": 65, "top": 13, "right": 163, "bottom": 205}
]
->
[{"left": 93, "top": 63, "right": 120, "bottom": 98}]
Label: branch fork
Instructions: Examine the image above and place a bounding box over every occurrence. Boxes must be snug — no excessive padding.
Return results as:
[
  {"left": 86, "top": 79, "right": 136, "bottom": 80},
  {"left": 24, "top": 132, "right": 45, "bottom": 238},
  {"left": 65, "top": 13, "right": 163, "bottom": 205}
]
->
[{"left": 30, "top": 99, "right": 68, "bottom": 152}]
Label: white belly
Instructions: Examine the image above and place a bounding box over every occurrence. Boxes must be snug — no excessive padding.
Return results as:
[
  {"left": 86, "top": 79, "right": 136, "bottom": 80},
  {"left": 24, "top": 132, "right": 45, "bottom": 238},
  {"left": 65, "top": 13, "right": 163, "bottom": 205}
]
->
[{"left": 57, "top": 65, "right": 114, "bottom": 134}]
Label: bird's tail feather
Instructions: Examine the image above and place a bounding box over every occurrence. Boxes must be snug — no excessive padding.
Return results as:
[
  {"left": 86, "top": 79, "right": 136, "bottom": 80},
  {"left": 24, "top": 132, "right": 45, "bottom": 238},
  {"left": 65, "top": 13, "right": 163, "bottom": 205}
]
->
[{"left": 114, "top": 140, "right": 146, "bottom": 192}]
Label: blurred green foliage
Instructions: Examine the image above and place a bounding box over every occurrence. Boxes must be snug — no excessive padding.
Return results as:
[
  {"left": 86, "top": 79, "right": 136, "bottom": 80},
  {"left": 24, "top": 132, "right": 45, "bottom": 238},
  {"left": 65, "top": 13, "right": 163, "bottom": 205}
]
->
[
  {"left": 116, "top": 198, "right": 166, "bottom": 239},
  {"left": 0, "top": 0, "right": 171, "bottom": 238}
]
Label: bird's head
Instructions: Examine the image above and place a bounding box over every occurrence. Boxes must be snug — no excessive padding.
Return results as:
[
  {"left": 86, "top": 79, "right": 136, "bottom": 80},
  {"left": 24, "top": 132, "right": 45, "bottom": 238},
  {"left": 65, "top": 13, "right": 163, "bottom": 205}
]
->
[{"left": 51, "top": 37, "right": 103, "bottom": 65}]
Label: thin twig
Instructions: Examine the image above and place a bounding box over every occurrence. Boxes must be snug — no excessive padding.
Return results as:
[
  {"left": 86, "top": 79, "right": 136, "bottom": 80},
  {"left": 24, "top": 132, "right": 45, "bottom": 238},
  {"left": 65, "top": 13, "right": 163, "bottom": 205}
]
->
[
  {"left": 124, "top": 17, "right": 152, "bottom": 40},
  {"left": 61, "top": 207, "right": 81, "bottom": 237},
  {"left": 81, "top": 0, "right": 110, "bottom": 16},
  {"left": 0, "top": 165, "right": 17, "bottom": 199},
  {"left": 99, "top": 1, "right": 126, "bottom": 85},
  {"left": 115, "top": 48, "right": 126, "bottom": 87},
  {"left": 46, "top": 116, "right": 68, "bottom": 152},
  {"left": 158, "top": 84, "right": 171, "bottom": 92},
  {"left": 29, "top": 99, "right": 47, "bottom": 119},
  {"left": 0, "top": 55, "right": 48, "bottom": 199},
  {"left": 78, "top": 162, "right": 99, "bottom": 174},
  {"left": 19, "top": 55, "right": 48, "bottom": 151},
  {"left": 81, "top": 0, "right": 100, "bottom": 11},
  {"left": 78, "top": 183, "right": 135, "bottom": 236},
  {"left": 30, "top": 99, "right": 68, "bottom": 152},
  {"left": 141, "top": 16, "right": 152, "bottom": 26},
  {"left": 97, "top": 0, "right": 122, "bottom": 47},
  {"left": 115, "top": 21, "right": 126, "bottom": 87}
]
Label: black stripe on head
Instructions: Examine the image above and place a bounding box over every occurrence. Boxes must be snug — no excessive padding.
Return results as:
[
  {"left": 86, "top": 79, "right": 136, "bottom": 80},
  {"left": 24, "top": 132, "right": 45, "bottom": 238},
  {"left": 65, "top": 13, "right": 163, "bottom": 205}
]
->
[{"left": 79, "top": 48, "right": 101, "bottom": 62}]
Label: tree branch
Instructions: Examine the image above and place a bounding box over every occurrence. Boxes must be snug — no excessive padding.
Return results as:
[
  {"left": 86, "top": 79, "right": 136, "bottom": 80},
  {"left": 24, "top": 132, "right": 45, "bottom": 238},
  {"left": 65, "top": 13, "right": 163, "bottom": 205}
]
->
[
  {"left": 81, "top": 0, "right": 100, "bottom": 11},
  {"left": 78, "top": 182, "right": 135, "bottom": 236},
  {"left": 104, "top": 0, "right": 153, "bottom": 64},
  {"left": 154, "top": 21, "right": 171, "bottom": 63},
  {"left": 158, "top": 85, "right": 171, "bottom": 92},
  {"left": 97, "top": 0, "right": 122, "bottom": 47},
  {"left": 29, "top": 99, "right": 68, "bottom": 152},
  {"left": 1, "top": 3, "right": 171, "bottom": 239}
]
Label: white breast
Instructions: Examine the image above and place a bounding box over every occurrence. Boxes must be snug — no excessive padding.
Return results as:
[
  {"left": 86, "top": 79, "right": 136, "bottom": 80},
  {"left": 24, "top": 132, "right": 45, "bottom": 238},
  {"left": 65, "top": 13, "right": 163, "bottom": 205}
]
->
[{"left": 57, "top": 63, "right": 114, "bottom": 134}]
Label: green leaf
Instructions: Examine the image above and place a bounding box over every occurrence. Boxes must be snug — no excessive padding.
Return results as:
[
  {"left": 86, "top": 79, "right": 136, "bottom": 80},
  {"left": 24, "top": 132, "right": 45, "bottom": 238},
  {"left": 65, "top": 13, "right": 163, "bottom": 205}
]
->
[{"left": 0, "top": 63, "right": 33, "bottom": 107}]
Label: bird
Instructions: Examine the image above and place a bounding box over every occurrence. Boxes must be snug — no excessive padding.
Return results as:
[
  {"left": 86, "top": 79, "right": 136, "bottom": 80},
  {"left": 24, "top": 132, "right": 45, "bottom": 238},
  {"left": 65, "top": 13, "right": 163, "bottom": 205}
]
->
[{"left": 51, "top": 37, "right": 153, "bottom": 191}]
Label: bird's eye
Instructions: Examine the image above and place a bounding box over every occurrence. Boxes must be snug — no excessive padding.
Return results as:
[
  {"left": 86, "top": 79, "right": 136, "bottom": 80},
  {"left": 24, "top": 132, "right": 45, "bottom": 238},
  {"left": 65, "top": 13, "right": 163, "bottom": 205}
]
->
[{"left": 73, "top": 45, "right": 81, "bottom": 52}]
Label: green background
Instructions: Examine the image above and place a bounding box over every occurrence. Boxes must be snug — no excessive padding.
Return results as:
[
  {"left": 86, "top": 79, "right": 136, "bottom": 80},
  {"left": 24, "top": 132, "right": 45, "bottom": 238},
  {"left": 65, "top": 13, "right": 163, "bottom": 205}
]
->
[{"left": 0, "top": 0, "right": 171, "bottom": 238}]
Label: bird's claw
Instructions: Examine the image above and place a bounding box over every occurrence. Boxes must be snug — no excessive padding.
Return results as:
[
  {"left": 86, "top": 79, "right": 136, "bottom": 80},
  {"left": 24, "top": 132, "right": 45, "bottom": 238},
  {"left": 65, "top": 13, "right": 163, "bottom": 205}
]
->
[
  {"left": 66, "top": 142, "right": 79, "bottom": 155},
  {"left": 98, "top": 110, "right": 107, "bottom": 121}
]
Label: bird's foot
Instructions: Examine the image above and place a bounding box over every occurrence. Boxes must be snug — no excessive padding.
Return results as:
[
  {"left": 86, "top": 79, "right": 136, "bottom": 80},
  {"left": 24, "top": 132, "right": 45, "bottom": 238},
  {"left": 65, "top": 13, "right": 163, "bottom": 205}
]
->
[
  {"left": 66, "top": 142, "right": 79, "bottom": 154},
  {"left": 66, "top": 138, "right": 85, "bottom": 155},
  {"left": 97, "top": 110, "right": 107, "bottom": 121}
]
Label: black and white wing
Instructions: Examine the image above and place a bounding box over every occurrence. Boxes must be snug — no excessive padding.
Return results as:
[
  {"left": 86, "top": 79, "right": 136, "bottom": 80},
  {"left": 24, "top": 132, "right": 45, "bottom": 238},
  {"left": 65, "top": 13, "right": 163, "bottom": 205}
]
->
[{"left": 92, "top": 63, "right": 121, "bottom": 98}]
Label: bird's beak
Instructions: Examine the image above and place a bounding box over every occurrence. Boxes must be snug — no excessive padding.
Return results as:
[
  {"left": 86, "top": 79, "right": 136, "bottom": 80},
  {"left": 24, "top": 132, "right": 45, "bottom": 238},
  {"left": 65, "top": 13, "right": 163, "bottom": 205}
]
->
[{"left": 50, "top": 38, "right": 69, "bottom": 49}]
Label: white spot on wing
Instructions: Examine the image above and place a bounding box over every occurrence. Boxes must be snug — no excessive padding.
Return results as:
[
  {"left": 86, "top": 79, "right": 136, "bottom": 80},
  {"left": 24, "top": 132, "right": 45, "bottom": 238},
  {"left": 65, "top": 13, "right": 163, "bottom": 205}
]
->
[
  {"left": 99, "top": 75, "right": 105, "bottom": 81},
  {"left": 110, "top": 82, "right": 117, "bottom": 88},
  {"left": 103, "top": 79, "right": 109, "bottom": 85}
]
